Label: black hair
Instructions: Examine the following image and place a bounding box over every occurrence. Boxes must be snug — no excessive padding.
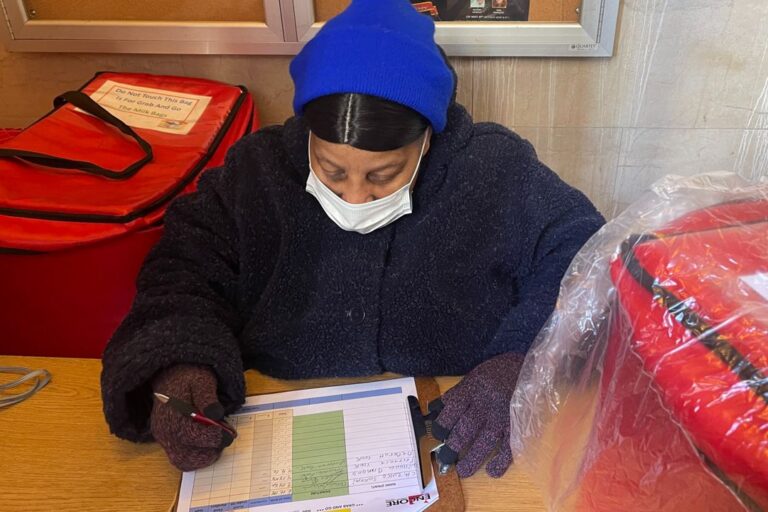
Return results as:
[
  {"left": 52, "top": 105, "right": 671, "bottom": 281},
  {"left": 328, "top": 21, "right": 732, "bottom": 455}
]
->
[{"left": 303, "top": 93, "right": 430, "bottom": 152}]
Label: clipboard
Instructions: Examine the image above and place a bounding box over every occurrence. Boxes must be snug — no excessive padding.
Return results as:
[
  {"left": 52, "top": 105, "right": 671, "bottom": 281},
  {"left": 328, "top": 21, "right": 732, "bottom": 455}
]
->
[
  {"left": 411, "top": 377, "right": 466, "bottom": 512},
  {"left": 173, "top": 376, "right": 465, "bottom": 512}
]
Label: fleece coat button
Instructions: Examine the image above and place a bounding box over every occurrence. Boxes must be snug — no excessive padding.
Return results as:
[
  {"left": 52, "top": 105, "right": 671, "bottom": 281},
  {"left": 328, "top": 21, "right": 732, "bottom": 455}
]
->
[{"left": 346, "top": 302, "right": 366, "bottom": 325}]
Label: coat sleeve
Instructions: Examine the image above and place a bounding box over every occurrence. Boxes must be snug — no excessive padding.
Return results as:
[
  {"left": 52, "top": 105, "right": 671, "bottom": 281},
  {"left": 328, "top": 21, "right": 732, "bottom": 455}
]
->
[
  {"left": 485, "top": 157, "right": 605, "bottom": 358},
  {"left": 101, "top": 161, "right": 246, "bottom": 442}
]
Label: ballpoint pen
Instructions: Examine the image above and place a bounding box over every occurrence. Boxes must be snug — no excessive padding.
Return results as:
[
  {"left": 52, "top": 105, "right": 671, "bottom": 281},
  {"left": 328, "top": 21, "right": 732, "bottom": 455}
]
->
[{"left": 153, "top": 392, "right": 238, "bottom": 438}]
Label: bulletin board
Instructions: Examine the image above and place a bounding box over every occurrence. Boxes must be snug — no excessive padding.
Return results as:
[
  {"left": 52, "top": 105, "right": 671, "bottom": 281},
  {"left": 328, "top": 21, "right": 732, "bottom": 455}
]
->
[
  {"left": 314, "top": 0, "right": 580, "bottom": 23},
  {"left": 24, "top": 0, "right": 267, "bottom": 22},
  {"left": 3, "top": 0, "right": 617, "bottom": 57}
]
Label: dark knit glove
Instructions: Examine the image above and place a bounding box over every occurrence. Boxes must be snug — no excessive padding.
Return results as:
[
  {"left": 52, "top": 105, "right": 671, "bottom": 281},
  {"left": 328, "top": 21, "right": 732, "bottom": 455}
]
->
[
  {"left": 151, "top": 364, "right": 234, "bottom": 471},
  {"left": 431, "top": 352, "right": 526, "bottom": 478}
]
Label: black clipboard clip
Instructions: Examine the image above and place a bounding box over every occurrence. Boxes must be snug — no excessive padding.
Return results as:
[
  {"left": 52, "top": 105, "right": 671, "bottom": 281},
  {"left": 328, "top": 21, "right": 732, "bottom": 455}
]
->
[{"left": 408, "top": 395, "right": 456, "bottom": 489}]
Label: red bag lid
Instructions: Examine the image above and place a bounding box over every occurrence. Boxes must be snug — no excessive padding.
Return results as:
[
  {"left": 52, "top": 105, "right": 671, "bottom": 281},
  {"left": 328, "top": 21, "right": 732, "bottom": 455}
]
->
[{"left": 0, "top": 72, "right": 248, "bottom": 240}]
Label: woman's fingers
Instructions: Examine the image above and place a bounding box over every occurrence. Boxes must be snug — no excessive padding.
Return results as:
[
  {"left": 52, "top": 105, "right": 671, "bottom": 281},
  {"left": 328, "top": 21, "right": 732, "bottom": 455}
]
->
[
  {"left": 485, "top": 428, "right": 513, "bottom": 478},
  {"left": 432, "top": 392, "right": 471, "bottom": 441},
  {"left": 443, "top": 409, "right": 485, "bottom": 455},
  {"left": 165, "top": 438, "right": 224, "bottom": 472},
  {"left": 153, "top": 402, "right": 222, "bottom": 447},
  {"left": 455, "top": 422, "right": 503, "bottom": 478}
]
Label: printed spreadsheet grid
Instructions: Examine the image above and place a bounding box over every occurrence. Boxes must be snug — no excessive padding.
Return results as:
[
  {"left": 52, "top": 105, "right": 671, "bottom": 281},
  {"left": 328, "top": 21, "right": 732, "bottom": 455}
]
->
[{"left": 185, "top": 385, "right": 421, "bottom": 512}]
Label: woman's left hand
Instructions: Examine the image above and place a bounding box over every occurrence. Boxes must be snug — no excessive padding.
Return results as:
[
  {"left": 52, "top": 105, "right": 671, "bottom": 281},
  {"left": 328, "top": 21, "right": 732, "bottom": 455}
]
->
[{"left": 431, "top": 352, "right": 526, "bottom": 478}]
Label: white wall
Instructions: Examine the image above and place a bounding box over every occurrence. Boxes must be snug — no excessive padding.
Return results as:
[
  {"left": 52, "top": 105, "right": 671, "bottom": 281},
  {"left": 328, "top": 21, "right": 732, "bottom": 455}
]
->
[{"left": 2, "top": 0, "right": 767, "bottom": 216}]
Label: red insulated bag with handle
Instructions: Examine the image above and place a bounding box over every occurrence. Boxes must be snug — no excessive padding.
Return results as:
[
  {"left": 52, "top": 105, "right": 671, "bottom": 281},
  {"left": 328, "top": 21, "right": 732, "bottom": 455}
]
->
[
  {"left": 580, "top": 198, "right": 768, "bottom": 511},
  {"left": 0, "top": 72, "right": 258, "bottom": 357}
]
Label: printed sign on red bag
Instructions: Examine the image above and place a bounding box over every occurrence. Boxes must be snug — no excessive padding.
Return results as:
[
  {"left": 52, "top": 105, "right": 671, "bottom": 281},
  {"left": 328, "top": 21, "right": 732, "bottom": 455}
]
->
[{"left": 82, "top": 80, "right": 213, "bottom": 135}]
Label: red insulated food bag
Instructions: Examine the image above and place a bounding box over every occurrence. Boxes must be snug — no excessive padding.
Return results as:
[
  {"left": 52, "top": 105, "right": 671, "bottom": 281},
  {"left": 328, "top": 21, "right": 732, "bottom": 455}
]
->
[
  {"left": 509, "top": 176, "right": 768, "bottom": 512},
  {"left": 0, "top": 72, "right": 257, "bottom": 357},
  {"left": 582, "top": 198, "right": 768, "bottom": 511}
]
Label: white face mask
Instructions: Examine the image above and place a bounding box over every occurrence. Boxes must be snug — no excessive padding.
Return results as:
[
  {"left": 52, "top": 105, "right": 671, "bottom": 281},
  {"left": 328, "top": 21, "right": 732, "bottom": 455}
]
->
[{"left": 305, "top": 130, "right": 430, "bottom": 234}]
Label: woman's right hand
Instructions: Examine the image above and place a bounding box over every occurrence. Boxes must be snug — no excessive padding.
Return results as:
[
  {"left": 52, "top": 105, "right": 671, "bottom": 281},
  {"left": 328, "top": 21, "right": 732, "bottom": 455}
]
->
[{"left": 150, "top": 364, "right": 234, "bottom": 471}]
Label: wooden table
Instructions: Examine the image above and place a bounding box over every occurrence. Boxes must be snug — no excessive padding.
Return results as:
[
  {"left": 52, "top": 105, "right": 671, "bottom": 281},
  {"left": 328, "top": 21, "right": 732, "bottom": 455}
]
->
[{"left": 0, "top": 356, "right": 546, "bottom": 511}]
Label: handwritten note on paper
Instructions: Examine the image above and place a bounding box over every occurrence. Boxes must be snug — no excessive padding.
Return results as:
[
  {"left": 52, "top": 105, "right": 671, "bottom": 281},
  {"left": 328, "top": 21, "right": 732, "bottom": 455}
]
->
[
  {"left": 293, "top": 411, "right": 349, "bottom": 500},
  {"left": 84, "top": 80, "right": 212, "bottom": 135},
  {"left": 349, "top": 451, "right": 418, "bottom": 489}
]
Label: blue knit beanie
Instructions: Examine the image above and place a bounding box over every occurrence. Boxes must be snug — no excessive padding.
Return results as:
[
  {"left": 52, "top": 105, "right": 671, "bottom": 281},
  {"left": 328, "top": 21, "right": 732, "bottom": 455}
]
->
[{"left": 290, "top": 0, "right": 455, "bottom": 133}]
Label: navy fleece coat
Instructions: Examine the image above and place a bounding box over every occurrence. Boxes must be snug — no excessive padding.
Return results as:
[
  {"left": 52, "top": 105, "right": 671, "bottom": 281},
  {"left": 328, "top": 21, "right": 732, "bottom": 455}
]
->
[{"left": 101, "top": 103, "right": 604, "bottom": 441}]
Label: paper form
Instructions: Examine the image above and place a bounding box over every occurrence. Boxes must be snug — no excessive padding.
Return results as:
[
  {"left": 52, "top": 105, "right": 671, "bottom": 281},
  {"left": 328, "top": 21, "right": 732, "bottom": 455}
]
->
[{"left": 176, "top": 377, "right": 438, "bottom": 512}]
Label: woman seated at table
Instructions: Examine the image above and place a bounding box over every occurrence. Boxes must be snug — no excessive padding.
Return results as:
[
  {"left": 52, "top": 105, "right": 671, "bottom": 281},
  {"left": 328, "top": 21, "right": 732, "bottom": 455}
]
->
[{"left": 101, "top": 0, "right": 604, "bottom": 477}]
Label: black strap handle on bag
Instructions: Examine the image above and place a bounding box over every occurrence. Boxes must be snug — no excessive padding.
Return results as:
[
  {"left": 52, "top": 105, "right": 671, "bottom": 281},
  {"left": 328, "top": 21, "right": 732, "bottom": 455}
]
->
[{"left": 0, "top": 91, "right": 153, "bottom": 180}]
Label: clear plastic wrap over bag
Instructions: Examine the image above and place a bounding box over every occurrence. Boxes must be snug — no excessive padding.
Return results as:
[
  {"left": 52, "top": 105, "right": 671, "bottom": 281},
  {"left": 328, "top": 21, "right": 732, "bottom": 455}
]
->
[{"left": 510, "top": 172, "right": 768, "bottom": 512}]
